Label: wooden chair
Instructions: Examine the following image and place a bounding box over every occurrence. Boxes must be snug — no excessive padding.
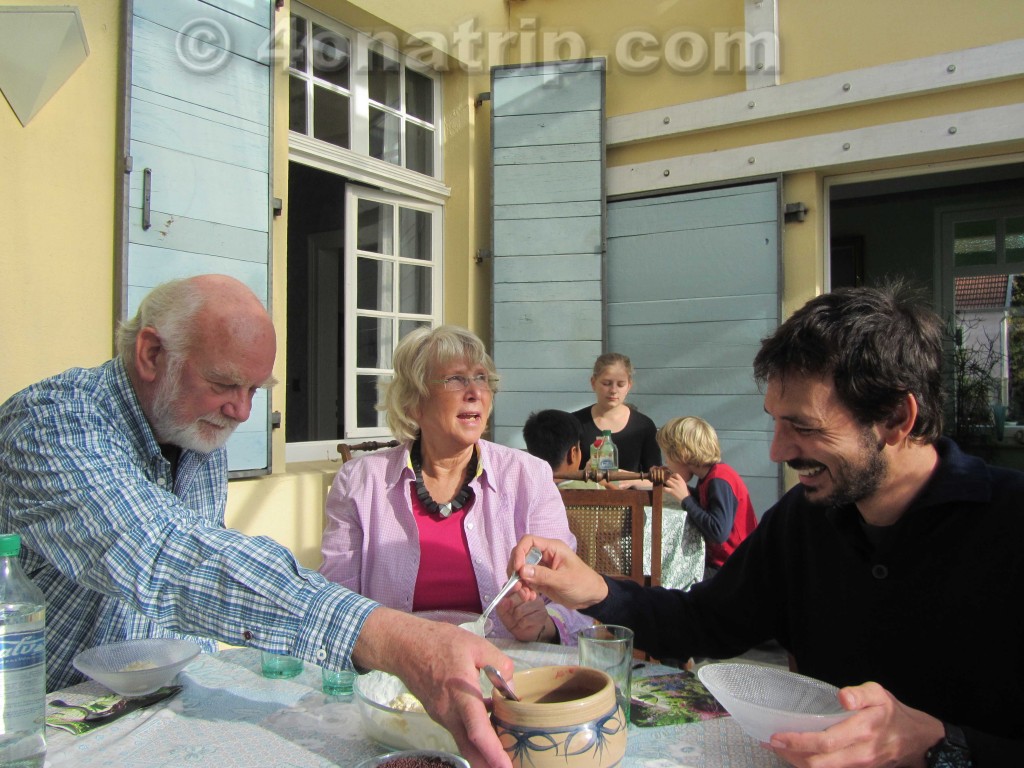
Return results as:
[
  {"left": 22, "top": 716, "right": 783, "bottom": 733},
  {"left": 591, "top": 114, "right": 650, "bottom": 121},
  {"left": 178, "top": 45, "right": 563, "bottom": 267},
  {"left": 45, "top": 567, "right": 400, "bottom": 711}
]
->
[
  {"left": 556, "top": 477, "right": 665, "bottom": 587},
  {"left": 336, "top": 439, "right": 399, "bottom": 463}
]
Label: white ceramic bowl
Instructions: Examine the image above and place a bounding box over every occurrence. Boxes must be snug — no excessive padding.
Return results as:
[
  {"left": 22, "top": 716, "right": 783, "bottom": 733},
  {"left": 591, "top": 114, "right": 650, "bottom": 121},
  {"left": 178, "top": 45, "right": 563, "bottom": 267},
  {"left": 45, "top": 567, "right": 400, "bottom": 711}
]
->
[
  {"left": 697, "top": 663, "right": 855, "bottom": 743},
  {"left": 354, "top": 670, "right": 458, "bottom": 753},
  {"left": 72, "top": 638, "right": 201, "bottom": 697},
  {"left": 354, "top": 749, "right": 469, "bottom": 768}
]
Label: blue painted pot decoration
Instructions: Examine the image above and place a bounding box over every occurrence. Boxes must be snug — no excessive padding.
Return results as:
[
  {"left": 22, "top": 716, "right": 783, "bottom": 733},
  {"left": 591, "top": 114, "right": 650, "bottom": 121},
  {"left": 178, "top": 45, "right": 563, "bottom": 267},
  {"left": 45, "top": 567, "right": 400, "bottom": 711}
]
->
[{"left": 492, "top": 665, "right": 627, "bottom": 768}]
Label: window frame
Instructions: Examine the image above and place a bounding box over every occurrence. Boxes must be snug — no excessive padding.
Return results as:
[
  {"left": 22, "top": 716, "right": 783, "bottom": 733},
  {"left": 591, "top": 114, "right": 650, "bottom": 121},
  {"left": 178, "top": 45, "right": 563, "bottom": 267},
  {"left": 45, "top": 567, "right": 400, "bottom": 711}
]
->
[
  {"left": 284, "top": 6, "right": 449, "bottom": 463},
  {"left": 289, "top": 3, "right": 443, "bottom": 182}
]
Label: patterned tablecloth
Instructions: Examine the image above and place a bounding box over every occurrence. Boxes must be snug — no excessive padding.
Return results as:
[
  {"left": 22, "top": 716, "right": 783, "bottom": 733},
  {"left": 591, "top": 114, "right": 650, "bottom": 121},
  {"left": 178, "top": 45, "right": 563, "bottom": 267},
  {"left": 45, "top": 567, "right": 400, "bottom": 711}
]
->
[
  {"left": 44, "top": 643, "right": 783, "bottom": 768},
  {"left": 644, "top": 505, "right": 706, "bottom": 591}
]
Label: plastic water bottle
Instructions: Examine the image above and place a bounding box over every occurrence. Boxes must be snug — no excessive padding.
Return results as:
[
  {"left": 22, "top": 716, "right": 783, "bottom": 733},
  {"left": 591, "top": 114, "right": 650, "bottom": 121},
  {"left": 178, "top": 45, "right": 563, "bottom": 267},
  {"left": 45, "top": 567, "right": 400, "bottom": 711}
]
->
[
  {"left": 598, "top": 429, "right": 619, "bottom": 471},
  {"left": 0, "top": 534, "right": 46, "bottom": 768}
]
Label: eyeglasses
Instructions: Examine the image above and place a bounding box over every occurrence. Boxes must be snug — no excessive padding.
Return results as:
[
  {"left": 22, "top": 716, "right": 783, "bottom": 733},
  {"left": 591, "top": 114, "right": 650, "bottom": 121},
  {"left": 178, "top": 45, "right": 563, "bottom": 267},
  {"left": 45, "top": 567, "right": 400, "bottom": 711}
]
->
[{"left": 431, "top": 374, "right": 498, "bottom": 392}]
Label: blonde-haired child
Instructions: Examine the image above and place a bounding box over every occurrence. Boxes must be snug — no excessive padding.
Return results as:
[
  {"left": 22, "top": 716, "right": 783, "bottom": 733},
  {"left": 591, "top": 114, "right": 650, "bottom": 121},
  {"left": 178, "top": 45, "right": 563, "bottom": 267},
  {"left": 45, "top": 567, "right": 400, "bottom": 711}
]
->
[{"left": 657, "top": 416, "right": 757, "bottom": 576}]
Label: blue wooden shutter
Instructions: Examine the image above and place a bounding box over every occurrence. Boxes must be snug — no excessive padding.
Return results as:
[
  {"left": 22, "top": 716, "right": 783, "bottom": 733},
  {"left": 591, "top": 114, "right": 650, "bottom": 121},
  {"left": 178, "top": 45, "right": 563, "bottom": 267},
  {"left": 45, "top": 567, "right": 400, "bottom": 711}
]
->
[
  {"left": 490, "top": 60, "right": 605, "bottom": 447},
  {"left": 606, "top": 182, "right": 782, "bottom": 515},
  {"left": 121, "top": 0, "right": 274, "bottom": 474}
]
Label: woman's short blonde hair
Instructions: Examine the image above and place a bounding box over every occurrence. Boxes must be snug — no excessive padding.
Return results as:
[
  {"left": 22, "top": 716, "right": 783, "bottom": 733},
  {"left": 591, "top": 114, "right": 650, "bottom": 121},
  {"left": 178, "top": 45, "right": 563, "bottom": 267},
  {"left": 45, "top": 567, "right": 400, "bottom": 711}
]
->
[
  {"left": 380, "top": 325, "right": 499, "bottom": 443},
  {"left": 657, "top": 416, "right": 721, "bottom": 467}
]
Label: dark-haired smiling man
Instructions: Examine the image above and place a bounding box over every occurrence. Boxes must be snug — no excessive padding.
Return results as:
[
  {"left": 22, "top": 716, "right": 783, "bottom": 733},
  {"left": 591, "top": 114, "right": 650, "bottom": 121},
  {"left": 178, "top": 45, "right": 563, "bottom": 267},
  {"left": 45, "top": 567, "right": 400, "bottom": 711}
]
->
[{"left": 512, "top": 282, "right": 1022, "bottom": 767}]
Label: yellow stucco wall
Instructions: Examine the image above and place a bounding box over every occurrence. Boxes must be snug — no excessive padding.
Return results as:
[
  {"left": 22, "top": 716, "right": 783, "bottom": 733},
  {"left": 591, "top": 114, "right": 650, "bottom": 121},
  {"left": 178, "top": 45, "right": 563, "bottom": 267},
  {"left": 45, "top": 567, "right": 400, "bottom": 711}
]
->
[
  {"left": 0, "top": 0, "right": 121, "bottom": 398},
  {"left": 3, "top": 0, "right": 1023, "bottom": 561}
]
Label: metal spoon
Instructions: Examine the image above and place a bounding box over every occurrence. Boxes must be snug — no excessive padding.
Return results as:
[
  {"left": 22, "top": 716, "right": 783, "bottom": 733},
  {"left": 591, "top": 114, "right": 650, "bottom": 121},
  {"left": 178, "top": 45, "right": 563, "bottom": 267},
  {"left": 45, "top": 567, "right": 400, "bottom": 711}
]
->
[
  {"left": 460, "top": 547, "right": 544, "bottom": 636},
  {"left": 483, "top": 665, "right": 519, "bottom": 702}
]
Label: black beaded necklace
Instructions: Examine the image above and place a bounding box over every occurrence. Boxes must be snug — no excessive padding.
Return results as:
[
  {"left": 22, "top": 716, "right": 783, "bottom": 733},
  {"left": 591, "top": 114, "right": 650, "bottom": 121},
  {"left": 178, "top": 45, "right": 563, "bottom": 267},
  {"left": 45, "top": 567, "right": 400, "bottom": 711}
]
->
[{"left": 410, "top": 439, "right": 477, "bottom": 519}]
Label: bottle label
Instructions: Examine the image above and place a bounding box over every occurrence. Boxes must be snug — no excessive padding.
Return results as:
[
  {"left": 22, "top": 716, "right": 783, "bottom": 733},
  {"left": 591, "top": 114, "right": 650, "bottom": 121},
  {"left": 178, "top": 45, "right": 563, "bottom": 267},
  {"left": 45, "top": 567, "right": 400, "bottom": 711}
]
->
[
  {"left": 0, "top": 627, "right": 45, "bottom": 733},
  {"left": 598, "top": 456, "right": 616, "bottom": 470}
]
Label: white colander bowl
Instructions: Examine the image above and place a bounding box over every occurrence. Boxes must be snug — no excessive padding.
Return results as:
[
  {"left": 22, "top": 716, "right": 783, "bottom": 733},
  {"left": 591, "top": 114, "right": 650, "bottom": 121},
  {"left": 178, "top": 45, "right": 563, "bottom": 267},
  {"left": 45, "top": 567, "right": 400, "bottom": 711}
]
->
[
  {"left": 697, "top": 663, "right": 855, "bottom": 743},
  {"left": 72, "top": 638, "right": 201, "bottom": 697}
]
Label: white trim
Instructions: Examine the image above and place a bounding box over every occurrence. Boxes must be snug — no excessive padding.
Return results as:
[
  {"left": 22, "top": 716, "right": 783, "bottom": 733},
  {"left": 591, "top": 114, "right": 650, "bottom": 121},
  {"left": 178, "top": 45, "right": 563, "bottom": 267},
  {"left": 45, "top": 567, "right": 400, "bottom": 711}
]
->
[
  {"left": 744, "top": 0, "right": 779, "bottom": 91},
  {"left": 608, "top": 39, "right": 1024, "bottom": 147},
  {"left": 608, "top": 103, "right": 1024, "bottom": 197},
  {"left": 290, "top": 132, "right": 450, "bottom": 203}
]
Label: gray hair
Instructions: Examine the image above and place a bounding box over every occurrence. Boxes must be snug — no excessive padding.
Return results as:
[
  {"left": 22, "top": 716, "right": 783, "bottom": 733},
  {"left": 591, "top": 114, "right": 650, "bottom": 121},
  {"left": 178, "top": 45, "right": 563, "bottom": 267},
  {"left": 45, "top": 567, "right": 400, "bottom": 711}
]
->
[
  {"left": 380, "top": 325, "right": 498, "bottom": 443},
  {"left": 115, "top": 278, "right": 205, "bottom": 366}
]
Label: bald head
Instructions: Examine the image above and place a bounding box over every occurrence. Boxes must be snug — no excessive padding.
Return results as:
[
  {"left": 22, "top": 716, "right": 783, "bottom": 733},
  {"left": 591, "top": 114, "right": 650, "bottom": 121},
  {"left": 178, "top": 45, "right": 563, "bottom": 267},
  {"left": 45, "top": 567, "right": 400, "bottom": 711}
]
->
[{"left": 117, "top": 275, "right": 274, "bottom": 364}]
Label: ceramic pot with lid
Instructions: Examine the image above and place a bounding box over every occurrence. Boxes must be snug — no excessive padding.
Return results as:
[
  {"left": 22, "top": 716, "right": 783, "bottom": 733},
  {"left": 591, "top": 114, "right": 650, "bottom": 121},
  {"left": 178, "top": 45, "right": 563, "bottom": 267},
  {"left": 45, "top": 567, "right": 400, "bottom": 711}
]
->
[{"left": 491, "top": 665, "right": 626, "bottom": 768}]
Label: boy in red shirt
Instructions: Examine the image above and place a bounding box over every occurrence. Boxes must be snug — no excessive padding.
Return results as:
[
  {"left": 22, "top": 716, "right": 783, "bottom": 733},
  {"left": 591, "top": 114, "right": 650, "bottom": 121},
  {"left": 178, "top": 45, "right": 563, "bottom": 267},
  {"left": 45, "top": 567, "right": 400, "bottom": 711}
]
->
[{"left": 657, "top": 416, "right": 757, "bottom": 578}]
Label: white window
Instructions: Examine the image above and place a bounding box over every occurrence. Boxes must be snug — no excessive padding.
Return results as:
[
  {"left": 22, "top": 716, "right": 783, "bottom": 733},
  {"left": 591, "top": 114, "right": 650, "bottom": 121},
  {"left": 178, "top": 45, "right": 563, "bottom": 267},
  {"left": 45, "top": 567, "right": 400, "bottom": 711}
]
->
[
  {"left": 284, "top": 6, "right": 446, "bottom": 462},
  {"left": 288, "top": 5, "right": 440, "bottom": 178}
]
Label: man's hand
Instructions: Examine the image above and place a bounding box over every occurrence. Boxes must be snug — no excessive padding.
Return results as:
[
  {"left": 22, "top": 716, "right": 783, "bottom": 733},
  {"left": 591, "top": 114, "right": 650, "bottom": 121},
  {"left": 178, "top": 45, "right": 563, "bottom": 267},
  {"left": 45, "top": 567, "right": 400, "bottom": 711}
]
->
[
  {"left": 353, "top": 608, "right": 514, "bottom": 767},
  {"left": 766, "top": 681, "right": 944, "bottom": 768},
  {"left": 509, "top": 535, "right": 609, "bottom": 610}
]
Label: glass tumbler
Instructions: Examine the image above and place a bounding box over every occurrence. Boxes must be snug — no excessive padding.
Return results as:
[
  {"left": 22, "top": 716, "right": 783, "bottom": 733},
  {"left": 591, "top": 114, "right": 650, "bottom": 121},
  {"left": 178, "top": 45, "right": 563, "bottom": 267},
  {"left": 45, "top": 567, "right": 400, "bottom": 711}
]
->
[
  {"left": 261, "top": 651, "right": 304, "bottom": 679},
  {"left": 322, "top": 667, "right": 355, "bottom": 696}
]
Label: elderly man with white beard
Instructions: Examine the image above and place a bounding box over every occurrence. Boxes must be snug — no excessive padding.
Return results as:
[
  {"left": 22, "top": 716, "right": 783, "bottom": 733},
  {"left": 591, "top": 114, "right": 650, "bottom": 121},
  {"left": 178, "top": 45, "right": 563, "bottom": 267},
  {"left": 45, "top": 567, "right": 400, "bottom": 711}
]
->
[{"left": 0, "top": 275, "right": 515, "bottom": 768}]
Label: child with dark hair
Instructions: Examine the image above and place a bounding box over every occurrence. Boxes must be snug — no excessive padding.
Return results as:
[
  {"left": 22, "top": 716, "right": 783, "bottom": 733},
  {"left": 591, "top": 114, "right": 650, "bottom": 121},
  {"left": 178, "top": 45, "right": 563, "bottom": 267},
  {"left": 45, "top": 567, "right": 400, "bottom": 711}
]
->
[{"left": 523, "top": 410, "right": 603, "bottom": 489}]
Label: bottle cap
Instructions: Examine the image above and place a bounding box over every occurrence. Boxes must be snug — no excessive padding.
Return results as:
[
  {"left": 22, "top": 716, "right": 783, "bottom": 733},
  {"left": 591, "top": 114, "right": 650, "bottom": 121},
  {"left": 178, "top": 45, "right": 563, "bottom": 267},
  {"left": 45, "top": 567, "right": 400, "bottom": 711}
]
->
[{"left": 0, "top": 534, "right": 22, "bottom": 557}]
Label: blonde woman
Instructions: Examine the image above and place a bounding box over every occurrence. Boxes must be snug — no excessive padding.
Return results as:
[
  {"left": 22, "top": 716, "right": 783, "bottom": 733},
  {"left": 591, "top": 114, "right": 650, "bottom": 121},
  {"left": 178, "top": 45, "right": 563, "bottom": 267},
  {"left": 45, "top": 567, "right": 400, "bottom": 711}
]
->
[
  {"left": 572, "top": 352, "right": 661, "bottom": 474},
  {"left": 320, "top": 325, "right": 592, "bottom": 644}
]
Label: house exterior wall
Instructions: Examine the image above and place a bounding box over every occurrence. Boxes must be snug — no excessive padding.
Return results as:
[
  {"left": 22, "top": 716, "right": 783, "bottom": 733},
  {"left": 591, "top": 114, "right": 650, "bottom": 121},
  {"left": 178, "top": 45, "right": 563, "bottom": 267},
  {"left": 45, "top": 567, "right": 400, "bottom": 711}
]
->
[{"left": 2, "top": 0, "right": 1023, "bottom": 565}]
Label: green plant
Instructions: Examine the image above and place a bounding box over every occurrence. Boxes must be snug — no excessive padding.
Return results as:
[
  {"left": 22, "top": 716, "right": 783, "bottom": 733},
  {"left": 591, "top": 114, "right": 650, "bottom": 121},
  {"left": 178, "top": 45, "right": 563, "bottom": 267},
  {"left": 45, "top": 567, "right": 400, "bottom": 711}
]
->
[{"left": 946, "top": 313, "right": 1000, "bottom": 445}]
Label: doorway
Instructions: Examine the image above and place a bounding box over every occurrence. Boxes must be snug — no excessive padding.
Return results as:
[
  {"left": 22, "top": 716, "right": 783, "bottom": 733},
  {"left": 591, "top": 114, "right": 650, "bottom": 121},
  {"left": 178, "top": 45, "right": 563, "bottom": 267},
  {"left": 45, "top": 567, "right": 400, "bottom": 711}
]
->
[{"left": 828, "top": 161, "right": 1024, "bottom": 469}]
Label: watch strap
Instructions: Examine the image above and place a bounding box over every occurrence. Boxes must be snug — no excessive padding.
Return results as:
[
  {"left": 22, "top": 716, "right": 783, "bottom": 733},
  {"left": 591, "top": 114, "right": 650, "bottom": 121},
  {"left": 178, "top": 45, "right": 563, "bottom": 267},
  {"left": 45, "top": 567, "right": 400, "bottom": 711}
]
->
[{"left": 925, "top": 722, "right": 972, "bottom": 768}]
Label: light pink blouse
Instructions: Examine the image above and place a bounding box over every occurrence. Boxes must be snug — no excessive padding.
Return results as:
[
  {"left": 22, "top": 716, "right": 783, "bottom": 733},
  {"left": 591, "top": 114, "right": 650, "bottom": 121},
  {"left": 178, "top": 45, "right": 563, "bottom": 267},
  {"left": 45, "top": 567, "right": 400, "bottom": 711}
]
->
[{"left": 320, "top": 440, "right": 592, "bottom": 643}]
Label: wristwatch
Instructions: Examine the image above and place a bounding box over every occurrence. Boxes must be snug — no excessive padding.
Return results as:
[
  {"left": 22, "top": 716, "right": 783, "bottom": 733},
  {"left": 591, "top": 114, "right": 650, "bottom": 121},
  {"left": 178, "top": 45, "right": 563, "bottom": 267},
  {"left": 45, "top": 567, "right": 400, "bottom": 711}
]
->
[{"left": 925, "top": 722, "right": 972, "bottom": 768}]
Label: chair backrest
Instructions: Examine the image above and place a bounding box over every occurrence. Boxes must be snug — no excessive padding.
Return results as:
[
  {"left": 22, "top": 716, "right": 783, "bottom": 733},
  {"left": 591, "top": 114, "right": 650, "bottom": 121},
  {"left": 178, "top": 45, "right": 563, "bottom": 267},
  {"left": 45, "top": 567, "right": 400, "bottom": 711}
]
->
[
  {"left": 558, "top": 485, "right": 664, "bottom": 587},
  {"left": 336, "top": 440, "right": 400, "bottom": 463}
]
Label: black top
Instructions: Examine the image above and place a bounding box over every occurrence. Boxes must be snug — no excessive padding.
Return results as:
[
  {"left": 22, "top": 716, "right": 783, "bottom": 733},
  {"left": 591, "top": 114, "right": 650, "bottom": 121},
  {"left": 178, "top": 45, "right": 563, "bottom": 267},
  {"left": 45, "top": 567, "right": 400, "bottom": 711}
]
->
[
  {"left": 572, "top": 405, "right": 662, "bottom": 472},
  {"left": 585, "top": 438, "right": 1023, "bottom": 764}
]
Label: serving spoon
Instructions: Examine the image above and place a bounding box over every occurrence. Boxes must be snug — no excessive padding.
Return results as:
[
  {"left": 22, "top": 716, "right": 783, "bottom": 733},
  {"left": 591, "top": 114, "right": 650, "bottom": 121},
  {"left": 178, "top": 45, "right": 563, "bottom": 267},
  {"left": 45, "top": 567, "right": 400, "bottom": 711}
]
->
[
  {"left": 459, "top": 547, "right": 544, "bottom": 636},
  {"left": 483, "top": 665, "right": 519, "bottom": 702}
]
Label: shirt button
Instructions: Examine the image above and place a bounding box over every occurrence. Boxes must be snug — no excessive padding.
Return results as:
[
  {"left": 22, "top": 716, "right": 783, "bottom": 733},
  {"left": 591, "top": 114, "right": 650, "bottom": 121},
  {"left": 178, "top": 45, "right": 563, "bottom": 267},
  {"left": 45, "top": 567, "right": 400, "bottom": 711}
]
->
[
  {"left": 871, "top": 564, "right": 888, "bottom": 580},
  {"left": 466, "top": 523, "right": 474, "bottom": 531},
  {"left": 156, "top": 477, "right": 166, "bottom": 486},
  {"left": 315, "top": 648, "right": 327, "bottom": 661},
  {"left": 474, "top": 558, "right": 482, "bottom": 565}
]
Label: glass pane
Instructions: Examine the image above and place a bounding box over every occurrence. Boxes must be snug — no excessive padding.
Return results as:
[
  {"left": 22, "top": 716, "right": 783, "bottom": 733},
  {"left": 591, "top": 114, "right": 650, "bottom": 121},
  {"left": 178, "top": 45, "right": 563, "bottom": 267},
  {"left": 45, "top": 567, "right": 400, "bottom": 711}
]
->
[
  {"left": 311, "top": 23, "right": 350, "bottom": 88},
  {"left": 1007, "top": 217, "right": 1024, "bottom": 264},
  {"left": 312, "top": 86, "right": 349, "bottom": 149},
  {"left": 399, "top": 319, "right": 430, "bottom": 339},
  {"left": 405, "top": 68, "right": 433, "bottom": 123},
  {"left": 357, "top": 199, "right": 394, "bottom": 254},
  {"left": 356, "top": 375, "right": 389, "bottom": 429},
  {"left": 356, "top": 257, "right": 393, "bottom": 311},
  {"left": 288, "top": 76, "right": 307, "bottom": 134},
  {"left": 399, "top": 263, "right": 431, "bottom": 314},
  {"left": 289, "top": 15, "right": 307, "bottom": 71},
  {"left": 406, "top": 123, "right": 433, "bottom": 176},
  {"left": 399, "top": 207, "right": 431, "bottom": 261},
  {"left": 954, "top": 219, "right": 997, "bottom": 268},
  {"left": 368, "top": 49, "right": 401, "bottom": 108},
  {"left": 356, "top": 316, "right": 393, "bottom": 368},
  {"left": 369, "top": 107, "right": 401, "bottom": 166}
]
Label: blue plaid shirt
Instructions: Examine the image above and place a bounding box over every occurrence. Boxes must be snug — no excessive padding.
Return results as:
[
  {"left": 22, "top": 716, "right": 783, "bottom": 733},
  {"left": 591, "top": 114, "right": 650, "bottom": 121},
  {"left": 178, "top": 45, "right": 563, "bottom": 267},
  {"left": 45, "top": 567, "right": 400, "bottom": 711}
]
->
[{"left": 0, "top": 358, "right": 377, "bottom": 691}]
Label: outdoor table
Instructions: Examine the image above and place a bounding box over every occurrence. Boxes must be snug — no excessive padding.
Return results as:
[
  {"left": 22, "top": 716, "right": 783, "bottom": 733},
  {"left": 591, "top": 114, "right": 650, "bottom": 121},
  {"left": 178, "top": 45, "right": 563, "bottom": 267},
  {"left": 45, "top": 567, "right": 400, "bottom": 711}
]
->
[{"left": 44, "top": 640, "right": 783, "bottom": 767}]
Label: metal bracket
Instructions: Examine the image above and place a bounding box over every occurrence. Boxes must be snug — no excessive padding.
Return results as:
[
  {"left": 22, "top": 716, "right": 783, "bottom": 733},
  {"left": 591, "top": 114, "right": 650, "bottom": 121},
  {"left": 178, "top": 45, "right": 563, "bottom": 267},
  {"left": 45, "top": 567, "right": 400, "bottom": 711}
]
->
[
  {"left": 784, "top": 202, "right": 808, "bottom": 223},
  {"left": 474, "top": 92, "right": 491, "bottom": 108},
  {"left": 272, "top": 197, "right": 283, "bottom": 217},
  {"left": 474, "top": 249, "right": 493, "bottom": 264}
]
